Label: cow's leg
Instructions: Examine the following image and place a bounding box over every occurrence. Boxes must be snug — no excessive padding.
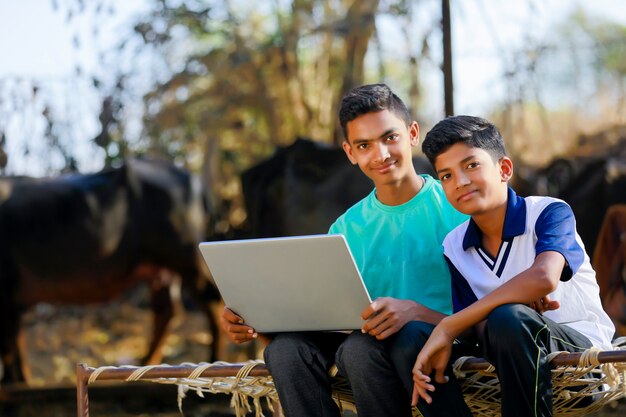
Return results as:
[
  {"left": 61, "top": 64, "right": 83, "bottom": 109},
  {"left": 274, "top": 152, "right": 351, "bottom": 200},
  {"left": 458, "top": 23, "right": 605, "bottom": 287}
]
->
[
  {"left": 1, "top": 310, "right": 27, "bottom": 384},
  {"left": 205, "top": 299, "right": 224, "bottom": 362},
  {"left": 185, "top": 277, "right": 223, "bottom": 362},
  {"left": 141, "top": 271, "right": 176, "bottom": 365}
]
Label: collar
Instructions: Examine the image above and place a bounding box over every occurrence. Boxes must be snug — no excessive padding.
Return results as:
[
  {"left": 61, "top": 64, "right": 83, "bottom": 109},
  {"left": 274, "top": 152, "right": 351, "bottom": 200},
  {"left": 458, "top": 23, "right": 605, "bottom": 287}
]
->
[{"left": 462, "top": 187, "right": 527, "bottom": 250}]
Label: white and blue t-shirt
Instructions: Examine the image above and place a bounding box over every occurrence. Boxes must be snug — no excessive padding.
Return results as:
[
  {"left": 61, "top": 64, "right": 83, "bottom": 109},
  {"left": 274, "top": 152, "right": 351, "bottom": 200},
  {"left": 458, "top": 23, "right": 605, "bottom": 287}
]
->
[
  {"left": 329, "top": 175, "right": 468, "bottom": 315},
  {"left": 443, "top": 188, "right": 615, "bottom": 349}
]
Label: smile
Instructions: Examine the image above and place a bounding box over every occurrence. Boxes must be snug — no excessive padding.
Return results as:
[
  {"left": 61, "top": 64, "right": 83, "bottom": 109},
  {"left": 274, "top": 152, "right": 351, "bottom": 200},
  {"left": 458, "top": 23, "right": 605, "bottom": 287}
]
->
[
  {"left": 457, "top": 190, "right": 478, "bottom": 202},
  {"left": 374, "top": 161, "right": 396, "bottom": 174}
]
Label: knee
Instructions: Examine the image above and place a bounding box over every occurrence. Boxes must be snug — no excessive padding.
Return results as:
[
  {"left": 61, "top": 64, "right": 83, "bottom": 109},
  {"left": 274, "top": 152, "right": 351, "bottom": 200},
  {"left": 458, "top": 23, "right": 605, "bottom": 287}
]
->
[
  {"left": 485, "top": 304, "right": 537, "bottom": 347},
  {"left": 336, "top": 333, "right": 379, "bottom": 369},
  {"left": 337, "top": 321, "right": 435, "bottom": 372},
  {"left": 263, "top": 333, "right": 314, "bottom": 370},
  {"left": 389, "top": 321, "right": 435, "bottom": 368},
  {"left": 393, "top": 321, "right": 435, "bottom": 347},
  {"left": 336, "top": 332, "right": 379, "bottom": 363}
]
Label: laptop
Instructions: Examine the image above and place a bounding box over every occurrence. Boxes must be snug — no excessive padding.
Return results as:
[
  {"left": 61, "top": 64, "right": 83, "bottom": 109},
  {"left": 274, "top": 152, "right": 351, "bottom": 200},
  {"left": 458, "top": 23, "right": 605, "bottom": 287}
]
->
[{"left": 198, "top": 234, "right": 372, "bottom": 332}]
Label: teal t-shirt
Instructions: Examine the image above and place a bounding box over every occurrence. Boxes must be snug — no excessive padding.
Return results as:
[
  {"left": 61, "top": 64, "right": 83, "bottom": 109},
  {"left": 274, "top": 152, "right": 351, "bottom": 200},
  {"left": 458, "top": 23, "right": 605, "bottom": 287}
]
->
[{"left": 328, "top": 175, "right": 468, "bottom": 315}]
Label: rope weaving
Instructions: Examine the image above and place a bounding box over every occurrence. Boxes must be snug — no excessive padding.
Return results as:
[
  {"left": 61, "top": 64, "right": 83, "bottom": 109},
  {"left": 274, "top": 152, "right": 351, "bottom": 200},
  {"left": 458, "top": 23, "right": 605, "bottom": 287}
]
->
[
  {"left": 78, "top": 338, "right": 626, "bottom": 417},
  {"left": 446, "top": 338, "right": 626, "bottom": 417}
]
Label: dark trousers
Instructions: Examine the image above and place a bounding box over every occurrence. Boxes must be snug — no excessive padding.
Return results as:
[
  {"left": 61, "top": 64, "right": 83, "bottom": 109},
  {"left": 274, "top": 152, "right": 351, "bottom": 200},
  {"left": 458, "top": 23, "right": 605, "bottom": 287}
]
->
[
  {"left": 477, "top": 304, "right": 593, "bottom": 417},
  {"left": 263, "top": 321, "right": 472, "bottom": 417}
]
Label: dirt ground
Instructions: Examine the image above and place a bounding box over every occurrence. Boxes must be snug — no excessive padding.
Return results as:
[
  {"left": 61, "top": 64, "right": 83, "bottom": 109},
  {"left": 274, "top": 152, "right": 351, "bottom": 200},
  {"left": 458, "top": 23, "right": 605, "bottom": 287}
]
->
[
  {"left": 1, "top": 288, "right": 262, "bottom": 417},
  {"left": 1, "top": 292, "right": 624, "bottom": 416}
]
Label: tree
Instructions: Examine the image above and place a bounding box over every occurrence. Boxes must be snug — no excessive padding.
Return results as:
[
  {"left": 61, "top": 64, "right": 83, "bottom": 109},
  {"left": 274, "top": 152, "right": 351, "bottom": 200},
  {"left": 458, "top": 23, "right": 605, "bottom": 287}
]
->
[
  {"left": 132, "top": 0, "right": 389, "bottom": 233},
  {"left": 489, "top": 7, "right": 626, "bottom": 166}
]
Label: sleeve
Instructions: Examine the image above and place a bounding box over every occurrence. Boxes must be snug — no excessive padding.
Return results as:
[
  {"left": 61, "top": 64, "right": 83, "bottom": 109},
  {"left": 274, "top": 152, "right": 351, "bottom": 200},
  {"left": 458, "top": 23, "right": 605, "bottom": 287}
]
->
[
  {"left": 535, "top": 201, "right": 584, "bottom": 282},
  {"left": 445, "top": 255, "right": 478, "bottom": 313},
  {"left": 328, "top": 219, "right": 341, "bottom": 235}
]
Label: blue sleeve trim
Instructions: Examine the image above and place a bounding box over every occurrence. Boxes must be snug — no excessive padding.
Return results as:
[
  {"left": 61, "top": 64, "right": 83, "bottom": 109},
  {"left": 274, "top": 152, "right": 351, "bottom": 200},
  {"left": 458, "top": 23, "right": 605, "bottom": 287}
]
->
[
  {"left": 445, "top": 255, "right": 478, "bottom": 312},
  {"left": 535, "top": 201, "right": 584, "bottom": 282}
]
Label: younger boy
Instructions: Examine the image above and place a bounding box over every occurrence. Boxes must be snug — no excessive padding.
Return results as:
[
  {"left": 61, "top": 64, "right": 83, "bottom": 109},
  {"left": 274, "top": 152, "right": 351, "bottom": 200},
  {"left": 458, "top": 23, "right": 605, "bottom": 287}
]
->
[
  {"left": 221, "top": 84, "right": 472, "bottom": 417},
  {"left": 412, "top": 115, "right": 615, "bottom": 417}
]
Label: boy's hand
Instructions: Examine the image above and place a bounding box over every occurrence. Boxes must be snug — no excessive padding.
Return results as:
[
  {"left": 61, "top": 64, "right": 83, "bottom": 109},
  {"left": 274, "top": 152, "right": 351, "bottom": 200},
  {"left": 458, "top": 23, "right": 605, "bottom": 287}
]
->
[
  {"left": 411, "top": 323, "right": 454, "bottom": 406},
  {"left": 361, "top": 297, "right": 417, "bottom": 339},
  {"left": 528, "top": 295, "right": 560, "bottom": 314},
  {"left": 220, "top": 307, "right": 259, "bottom": 344}
]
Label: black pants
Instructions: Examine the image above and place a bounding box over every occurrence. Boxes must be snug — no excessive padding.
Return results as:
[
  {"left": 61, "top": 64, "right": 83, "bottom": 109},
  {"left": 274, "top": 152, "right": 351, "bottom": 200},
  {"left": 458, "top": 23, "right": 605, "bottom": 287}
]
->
[
  {"left": 472, "top": 304, "right": 593, "bottom": 417},
  {"left": 263, "top": 321, "right": 473, "bottom": 417}
]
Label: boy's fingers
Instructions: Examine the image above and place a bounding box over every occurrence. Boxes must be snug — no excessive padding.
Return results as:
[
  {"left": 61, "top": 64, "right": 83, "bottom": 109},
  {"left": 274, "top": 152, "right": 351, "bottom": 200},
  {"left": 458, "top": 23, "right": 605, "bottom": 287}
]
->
[
  {"left": 226, "top": 323, "right": 256, "bottom": 336},
  {"left": 373, "top": 322, "right": 398, "bottom": 340},
  {"left": 364, "top": 316, "right": 393, "bottom": 337},
  {"left": 223, "top": 308, "right": 244, "bottom": 324},
  {"left": 229, "top": 326, "right": 259, "bottom": 343},
  {"left": 412, "top": 382, "right": 433, "bottom": 405},
  {"left": 411, "top": 385, "right": 419, "bottom": 406},
  {"left": 414, "top": 355, "right": 431, "bottom": 375},
  {"left": 434, "top": 368, "right": 449, "bottom": 384},
  {"left": 413, "top": 362, "right": 435, "bottom": 395},
  {"left": 545, "top": 300, "right": 560, "bottom": 311},
  {"left": 361, "top": 299, "right": 382, "bottom": 320},
  {"left": 413, "top": 373, "right": 434, "bottom": 391},
  {"left": 361, "top": 309, "right": 386, "bottom": 333},
  {"left": 361, "top": 306, "right": 372, "bottom": 320}
]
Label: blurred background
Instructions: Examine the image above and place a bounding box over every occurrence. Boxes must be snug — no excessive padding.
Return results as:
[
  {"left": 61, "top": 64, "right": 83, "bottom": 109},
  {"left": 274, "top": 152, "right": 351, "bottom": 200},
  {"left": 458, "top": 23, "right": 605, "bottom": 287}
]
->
[
  {"left": 1, "top": 0, "right": 625, "bottom": 235},
  {"left": 1, "top": 0, "right": 625, "bottom": 416}
]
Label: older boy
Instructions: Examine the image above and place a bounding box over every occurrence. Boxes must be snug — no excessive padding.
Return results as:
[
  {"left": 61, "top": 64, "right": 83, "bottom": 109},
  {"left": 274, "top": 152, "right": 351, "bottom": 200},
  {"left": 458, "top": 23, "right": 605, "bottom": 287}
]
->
[
  {"left": 412, "top": 115, "right": 615, "bottom": 417},
  {"left": 221, "top": 84, "right": 472, "bottom": 417}
]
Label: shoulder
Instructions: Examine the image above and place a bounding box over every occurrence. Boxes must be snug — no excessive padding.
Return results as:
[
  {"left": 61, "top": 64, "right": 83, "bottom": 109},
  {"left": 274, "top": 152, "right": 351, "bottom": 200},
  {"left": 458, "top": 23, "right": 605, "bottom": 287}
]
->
[
  {"left": 328, "top": 190, "right": 374, "bottom": 233},
  {"left": 443, "top": 220, "right": 471, "bottom": 250},
  {"left": 421, "top": 175, "right": 456, "bottom": 209},
  {"left": 524, "top": 195, "right": 568, "bottom": 214},
  {"left": 524, "top": 195, "right": 574, "bottom": 226},
  {"left": 422, "top": 174, "right": 444, "bottom": 195}
]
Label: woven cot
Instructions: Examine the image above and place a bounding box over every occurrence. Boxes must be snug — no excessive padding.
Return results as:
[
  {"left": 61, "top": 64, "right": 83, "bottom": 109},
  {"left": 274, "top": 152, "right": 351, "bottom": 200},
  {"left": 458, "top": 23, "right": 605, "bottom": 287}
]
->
[{"left": 77, "top": 338, "right": 626, "bottom": 417}]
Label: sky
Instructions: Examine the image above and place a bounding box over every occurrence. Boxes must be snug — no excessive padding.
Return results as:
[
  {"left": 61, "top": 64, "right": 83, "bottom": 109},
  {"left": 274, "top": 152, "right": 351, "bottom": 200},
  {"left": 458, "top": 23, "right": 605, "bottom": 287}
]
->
[
  {"left": 0, "top": 0, "right": 150, "bottom": 175},
  {"left": 0, "top": 0, "right": 625, "bottom": 175}
]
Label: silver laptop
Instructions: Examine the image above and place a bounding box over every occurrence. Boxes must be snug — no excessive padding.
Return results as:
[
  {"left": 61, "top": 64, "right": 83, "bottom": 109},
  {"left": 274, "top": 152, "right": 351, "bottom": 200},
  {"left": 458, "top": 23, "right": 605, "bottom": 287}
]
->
[{"left": 198, "top": 234, "right": 372, "bottom": 332}]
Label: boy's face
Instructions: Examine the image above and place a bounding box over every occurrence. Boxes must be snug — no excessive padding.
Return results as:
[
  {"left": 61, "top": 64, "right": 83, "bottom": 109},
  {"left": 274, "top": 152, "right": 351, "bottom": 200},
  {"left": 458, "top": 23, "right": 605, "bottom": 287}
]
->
[
  {"left": 433, "top": 142, "right": 512, "bottom": 216},
  {"left": 342, "top": 110, "right": 419, "bottom": 187}
]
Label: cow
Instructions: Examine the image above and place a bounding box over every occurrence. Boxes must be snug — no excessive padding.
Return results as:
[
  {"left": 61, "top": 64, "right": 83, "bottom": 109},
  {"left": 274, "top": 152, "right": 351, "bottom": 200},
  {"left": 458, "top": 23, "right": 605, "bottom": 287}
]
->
[
  {"left": 593, "top": 204, "right": 626, "bottom": 336},
  {"left": 241, "top": 138, "right": 435, "bottom": 238},
  {"left": 515, "top": 153, "right": 626, "bottom": 257},
  {"left": 549, "top": 157, "right": 626, "bottom": 256},
  {"left": 0, "top": 159, "right": 221, "bottom": 384}
]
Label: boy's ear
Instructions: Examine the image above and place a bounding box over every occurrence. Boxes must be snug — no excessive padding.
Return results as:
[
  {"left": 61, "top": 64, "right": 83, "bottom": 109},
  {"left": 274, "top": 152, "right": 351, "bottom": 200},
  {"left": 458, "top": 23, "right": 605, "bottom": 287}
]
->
[
  {"left": 342, "top": 140, "right": 358, "bottom": 165},
  {"left": 409, "top": 121, "right": 420, "bottom": 147},
  {"left": 499, "top": 156, "right": 513, "bottom": 182}
]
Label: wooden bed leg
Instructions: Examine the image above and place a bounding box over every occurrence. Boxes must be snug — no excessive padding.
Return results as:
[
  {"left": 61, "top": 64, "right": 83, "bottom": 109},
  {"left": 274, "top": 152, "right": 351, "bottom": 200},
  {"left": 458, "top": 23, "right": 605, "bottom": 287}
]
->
[{"left": 76, "top": 363, "right": 90, "bottom": 417}]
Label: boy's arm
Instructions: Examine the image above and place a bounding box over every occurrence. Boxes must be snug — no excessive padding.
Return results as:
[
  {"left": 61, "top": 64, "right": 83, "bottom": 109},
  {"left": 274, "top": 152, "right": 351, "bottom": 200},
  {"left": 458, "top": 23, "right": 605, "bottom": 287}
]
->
[
  {"left": 361, "top": 297, "right": 447, "bottom": 340},
  {"left": 435, "top": 249, "right": 563, "bottom": 338},
  {"left": 412, "top": 250, "right": 564, "bottom": 405}
]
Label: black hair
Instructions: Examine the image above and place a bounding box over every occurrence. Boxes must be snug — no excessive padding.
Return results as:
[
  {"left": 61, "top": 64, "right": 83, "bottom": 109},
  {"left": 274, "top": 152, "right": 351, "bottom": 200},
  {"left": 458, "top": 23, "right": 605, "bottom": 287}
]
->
[
  {"left": 338, "top": 83, "right": 411, "bottom": 140},
  {"left": 422, "top": 115, "right": 507, "bottom": 164}
]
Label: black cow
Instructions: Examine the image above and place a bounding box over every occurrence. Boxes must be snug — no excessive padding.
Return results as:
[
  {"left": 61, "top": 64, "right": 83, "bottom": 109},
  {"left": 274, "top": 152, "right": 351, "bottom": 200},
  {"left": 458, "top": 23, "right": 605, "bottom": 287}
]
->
[
  {"left": 514, "top": 143, "right": 626, "bottom": 256},
  {"left": 0, "top": 159, "right": 220, "bottom": 384},
  {"left": 557, "top": 157, "right": 626, "bottom": 255},
  {"left": 241, "top": 138, "right": 435, "bottom": 238}
]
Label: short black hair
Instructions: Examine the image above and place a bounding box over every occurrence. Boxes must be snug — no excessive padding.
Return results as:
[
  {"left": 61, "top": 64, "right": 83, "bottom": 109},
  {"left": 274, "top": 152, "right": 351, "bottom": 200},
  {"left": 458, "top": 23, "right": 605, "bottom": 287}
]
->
[
  {"left": 338, "top": 83, "right": 411, "bottom": 140},
  {"left": 422, "top": 115, "right": 507, "bottom": 164}
]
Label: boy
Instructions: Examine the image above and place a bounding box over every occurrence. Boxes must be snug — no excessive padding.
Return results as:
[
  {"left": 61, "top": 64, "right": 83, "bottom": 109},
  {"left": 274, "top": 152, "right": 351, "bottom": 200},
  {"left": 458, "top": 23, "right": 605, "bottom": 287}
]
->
[
  {"left": 221, "top": 84, "right": 472, "bottom": 417},
  {"left": 412, "top": 115, "right": 615, "bottom": 417}
]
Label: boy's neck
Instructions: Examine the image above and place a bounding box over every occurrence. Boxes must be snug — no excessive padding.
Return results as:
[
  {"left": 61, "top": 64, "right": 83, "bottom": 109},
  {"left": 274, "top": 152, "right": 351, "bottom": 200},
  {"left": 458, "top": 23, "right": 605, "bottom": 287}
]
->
[
  {"left": 375, "top": 171, "right": 424, "bottom": 206},
  {"left": 472, "top": 202, "right": 508, "bottom": 258}
]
